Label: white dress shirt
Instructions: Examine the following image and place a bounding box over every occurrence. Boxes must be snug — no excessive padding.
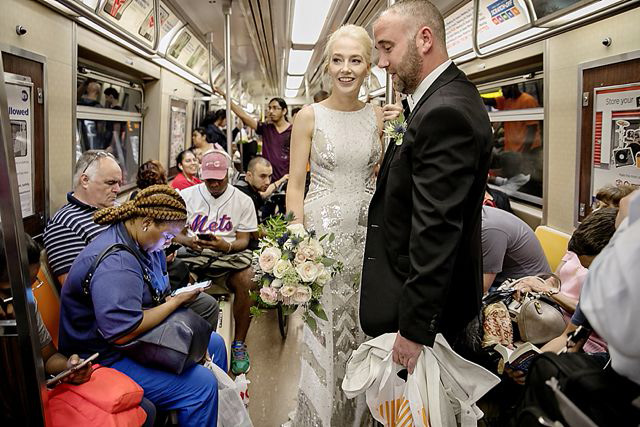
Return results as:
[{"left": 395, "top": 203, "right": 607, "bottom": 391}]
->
[
  {"left": 407, "top": 59, "right": 453, "bottom": 111},
  {"left": 581, "top": 191, "right": 640, "bottom": 385}
]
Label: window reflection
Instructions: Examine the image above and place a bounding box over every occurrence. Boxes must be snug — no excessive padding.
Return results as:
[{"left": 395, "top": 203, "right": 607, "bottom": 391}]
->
[
  {"left": 76, "top": 119, "right": 141, "bottom": 187},
  {"left": 77, "top": 76, "right": 142, "bottom": 113},
  {"left": 489, "top": 121, "right": 544, "bottom": 199}
]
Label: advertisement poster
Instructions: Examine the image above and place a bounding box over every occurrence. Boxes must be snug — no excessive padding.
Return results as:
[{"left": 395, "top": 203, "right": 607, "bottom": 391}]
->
[
  {"left": 169, "top": 102, "right": 187, "bottom": 170},
  {"left": 138, "top": 3, "right": 179, "bottom": 42},
  {"left": 532, "top": 0, "right": 584, "bottom": 20},
  {"left": 5, "top": 79, "right": 34, "bottom": 217},
  {"left": 445, "top": 0, "right": 529, "bottom": 56},
  {"left": 592, "top": 83, "right": 640, "bottom": 199},
  {"left": 168, "top": 29, "right": 208, "bottom": 73},
  {"left": 100, "top": 0, "right": 153, "bottom": 45}
]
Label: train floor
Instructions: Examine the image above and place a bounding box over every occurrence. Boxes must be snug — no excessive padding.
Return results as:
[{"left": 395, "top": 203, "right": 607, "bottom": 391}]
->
[{"left": 244, "top": 309, "right": 305, "bottom": 426}]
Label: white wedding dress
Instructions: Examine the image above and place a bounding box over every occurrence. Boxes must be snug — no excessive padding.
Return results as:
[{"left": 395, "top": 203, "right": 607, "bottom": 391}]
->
[{"left": 293, "top": 103, "right": 380, "bottom": 426}]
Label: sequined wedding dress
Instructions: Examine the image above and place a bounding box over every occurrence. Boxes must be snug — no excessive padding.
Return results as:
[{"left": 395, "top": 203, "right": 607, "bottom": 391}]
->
[{"left": 293, "top": 103, "right": 380, "bottom": 427}]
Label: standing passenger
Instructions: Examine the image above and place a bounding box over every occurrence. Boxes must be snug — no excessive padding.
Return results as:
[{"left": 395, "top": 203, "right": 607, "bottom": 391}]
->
[
  {"left": 213, "top": 87, "right": 292, "bottom": 181},
  {"left": 58, "top": 185, "right": 221, "bottom": 426},
  {"left": 361, "top": 0, "right": 493, "bottom": 373}
]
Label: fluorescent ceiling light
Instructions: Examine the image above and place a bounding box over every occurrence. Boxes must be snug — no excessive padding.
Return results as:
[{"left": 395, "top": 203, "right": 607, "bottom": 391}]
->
[
  {"left": 453, "top": 51, "right": 476, "bottom": 64},
  {"left": 288, "top": 49, "right": 313, "bottom": 75},
  {"left": 292, "top": 0, "right": 334, "bottom": 44},
  {"left": 286, "top": 75, "right": 304, "bottom": 89},
  {"left": 285, "top": 89, "right": 299, "bottom": 98},
  {"left": 153, "top": 57, "right": 203, "bottom": 85},
  {"left": 198, "top": 83, "right": 213, "bottom": 93},
  {"left": 78, "top": 17, "right": 150, "bottom": 58}
]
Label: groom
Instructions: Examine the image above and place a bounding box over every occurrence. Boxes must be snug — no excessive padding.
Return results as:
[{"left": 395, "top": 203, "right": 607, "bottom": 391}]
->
[{"left": 361, "top": 0, "right": 493, "bottom": 373}]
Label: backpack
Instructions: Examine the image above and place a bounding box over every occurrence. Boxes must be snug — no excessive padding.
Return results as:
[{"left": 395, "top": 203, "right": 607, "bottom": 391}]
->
[{"left": 517, "top": 352, "right": 640, "bottom": 426}]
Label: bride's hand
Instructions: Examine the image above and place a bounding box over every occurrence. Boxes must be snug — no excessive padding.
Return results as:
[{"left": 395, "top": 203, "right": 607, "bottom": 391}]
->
[
  {"left": 382, "top": 91, "right": 404, "bottom": 122},
  {"left": 382, "top": 103, "right": 403, "bottom": 122}
]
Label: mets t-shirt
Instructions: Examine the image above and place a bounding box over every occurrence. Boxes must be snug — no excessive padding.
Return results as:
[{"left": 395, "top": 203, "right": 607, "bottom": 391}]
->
[{"left": 179, "top": 183, "right": 258, "bottom": 243}]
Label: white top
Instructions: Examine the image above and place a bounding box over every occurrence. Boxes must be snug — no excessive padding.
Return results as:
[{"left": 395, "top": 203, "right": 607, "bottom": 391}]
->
[
  {"left": 179, "top": 183, "right": 258, "bottom": 243},
  {"left": 407, "top": 59, "right": 453, "bottom": 111},
  {"left": 582, "top": 191, "right": 640, "bottom": 385}
]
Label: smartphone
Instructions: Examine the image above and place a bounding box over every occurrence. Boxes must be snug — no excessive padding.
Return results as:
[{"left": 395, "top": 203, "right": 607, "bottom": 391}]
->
[
  {"left": 46, "top": 352, "right": 99, "bottom": 387},
  {"left": 197, "top": 233, "right": 215, "bottom": 241},
  {"left": 171, "top": 280, "right": 212, "bottom": 296}
]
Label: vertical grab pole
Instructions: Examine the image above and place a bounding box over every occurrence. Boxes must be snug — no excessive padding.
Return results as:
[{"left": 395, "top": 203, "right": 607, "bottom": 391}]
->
[
  {"left": 223, "top": 0, "right": 233, "bottom": 161},
  {"left": 0, "top": 51, "right": 47, "bottom": 425},
  {"left": 385, "top": 0, "right": 396, "bottom": 106}
]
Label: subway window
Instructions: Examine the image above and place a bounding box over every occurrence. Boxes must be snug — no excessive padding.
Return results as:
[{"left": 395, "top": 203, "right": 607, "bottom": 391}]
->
[
  {"left": 479, "top": 75, "right": 544, "bottom": 206},
  {"left": 75, "top": 68, "right": 144, "bottom": 188}
]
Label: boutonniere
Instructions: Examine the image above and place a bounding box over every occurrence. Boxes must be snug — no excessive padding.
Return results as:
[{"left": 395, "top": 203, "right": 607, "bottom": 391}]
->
[{"left": 383, "top": 115, "right": 407, "bottom": 146}]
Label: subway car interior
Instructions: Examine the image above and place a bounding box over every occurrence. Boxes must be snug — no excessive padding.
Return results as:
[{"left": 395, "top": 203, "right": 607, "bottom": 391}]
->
[{"left": 1, "top": 0, "right": 639, "bottom": 426}]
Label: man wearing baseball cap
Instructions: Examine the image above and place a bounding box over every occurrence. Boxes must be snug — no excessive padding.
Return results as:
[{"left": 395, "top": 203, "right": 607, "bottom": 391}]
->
[{"left": 174, "top": 150, "right": 258, "bottom": 375}]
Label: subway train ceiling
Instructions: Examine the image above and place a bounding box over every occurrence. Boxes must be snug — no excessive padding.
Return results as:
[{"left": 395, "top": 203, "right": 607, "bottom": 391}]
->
[{"left": 166, "top": 0, "right": 462, "bottom": 102}]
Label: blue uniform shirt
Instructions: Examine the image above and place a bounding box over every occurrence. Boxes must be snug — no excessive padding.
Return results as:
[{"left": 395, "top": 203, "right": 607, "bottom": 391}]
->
[{"left": 59, "top": 222, "right": 170, "bottom": 365}]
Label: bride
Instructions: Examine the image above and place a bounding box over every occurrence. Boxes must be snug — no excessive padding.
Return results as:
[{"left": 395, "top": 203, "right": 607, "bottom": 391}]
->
[{"left": 286, "top": 24, "right": 401, "bottom": 426}]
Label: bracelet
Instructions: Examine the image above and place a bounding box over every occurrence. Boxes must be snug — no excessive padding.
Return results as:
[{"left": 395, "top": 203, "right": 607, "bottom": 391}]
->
[{"left": 226, "top": 241, "right": 232, "bottom": 253}]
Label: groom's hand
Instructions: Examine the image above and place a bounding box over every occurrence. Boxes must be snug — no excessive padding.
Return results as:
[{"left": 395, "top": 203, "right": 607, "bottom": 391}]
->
[{"left": 392, "top": 332, "right": 423, "bottom": 374}]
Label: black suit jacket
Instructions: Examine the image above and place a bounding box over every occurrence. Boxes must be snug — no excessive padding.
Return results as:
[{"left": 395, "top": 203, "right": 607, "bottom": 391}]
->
[{"left": 360, "top": 63, "right": 493, "bottom": 346}]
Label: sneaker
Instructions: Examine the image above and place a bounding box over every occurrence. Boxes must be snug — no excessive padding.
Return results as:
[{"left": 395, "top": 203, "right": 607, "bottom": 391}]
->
[{"left": 231, "top": 341, "right": 250, "bottom": 374}]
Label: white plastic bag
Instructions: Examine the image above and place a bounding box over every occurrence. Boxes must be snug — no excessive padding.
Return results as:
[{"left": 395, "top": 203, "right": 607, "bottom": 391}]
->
[
  {"left": 365, "top": 353, "right": 429, "bottom": 427},
  {"left": 205, "top": 361, "right": 253, "bottom": 427},
  {"left": 235, "top": 374, "right": 250, "bottom": 406}
]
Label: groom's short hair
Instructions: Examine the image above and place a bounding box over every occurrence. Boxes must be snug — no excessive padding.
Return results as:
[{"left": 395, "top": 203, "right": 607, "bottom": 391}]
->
[{"left": 384, "top": 0, "right": 446, "bottom": 47}]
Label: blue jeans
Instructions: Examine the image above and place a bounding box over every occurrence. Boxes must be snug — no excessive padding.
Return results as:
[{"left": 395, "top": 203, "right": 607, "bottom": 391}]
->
[
  {"left": 209, "top": 330, "right": 228, "bottom": 372},
  {"left": 111, "top": 332, "right": 226, "bottom": 427}
]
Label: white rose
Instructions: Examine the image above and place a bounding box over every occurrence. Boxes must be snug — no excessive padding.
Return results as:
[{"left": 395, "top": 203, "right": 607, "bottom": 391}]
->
[
  {"left": 280, "top": 285, "right": 296, "bottom": 298},
  {"left": 316, "top": 265, "right": 331, "bottom": 285},
  {"left": 258, "top": 247, "right": 281, "bottom": 273},
  {"left": 308, "top": 238, "right": 324, "bottom": 258},
  {"left": 293, "top": 286, "right": 312, "bottom": 304},
  {"left": 296, "top": 261, "right": 320, "bottom": 283},
  {"left": 271, "top": 278, "right": 283, "bottom": 288},
  {"left": 287, "top": 223, "right": 307, "bottom": 239},
  {"left": 273, "top": 259, "right": 293, "bottom": 279},
  {"left": 294, "top": 249, "right": 307, "bottom": 264}
]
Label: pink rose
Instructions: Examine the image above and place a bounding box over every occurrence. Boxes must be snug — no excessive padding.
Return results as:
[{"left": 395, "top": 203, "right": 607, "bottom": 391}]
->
[
  {"left": 258, "top": 247, "right": 281, "bottom": 273},
  {"left": 260, "top": 287, "right": 279, "bottom": 305},
  {"left": 293, "top": 286, "right": 312, "bottom": 304}
]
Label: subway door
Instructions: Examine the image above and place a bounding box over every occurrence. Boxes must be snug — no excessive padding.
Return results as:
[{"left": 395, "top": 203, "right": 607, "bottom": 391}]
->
[
  {"left": 578, "top": 58, "right": 640, "bottom": 221},
  {"left": 2, "top": 52, "right": 46, "bottom": 236}
]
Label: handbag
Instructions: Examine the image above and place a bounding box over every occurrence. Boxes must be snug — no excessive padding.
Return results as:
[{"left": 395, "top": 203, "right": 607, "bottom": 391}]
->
[
  {"left": 83, "top": 244, "right": 212, "bottom": 374},
  {"left": 499, "top": 277, "right": 566, "bottom": 345}
]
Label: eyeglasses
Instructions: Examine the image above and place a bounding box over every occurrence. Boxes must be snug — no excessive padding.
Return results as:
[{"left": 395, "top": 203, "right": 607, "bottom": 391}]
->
[{"left": 81, "top": 151, "right": 113, "bottom": 174}]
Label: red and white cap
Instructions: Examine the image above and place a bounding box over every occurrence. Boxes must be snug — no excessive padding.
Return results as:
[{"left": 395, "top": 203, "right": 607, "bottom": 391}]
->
[{"left": 200, "top": 151, "right": 229, "bottom": 180}]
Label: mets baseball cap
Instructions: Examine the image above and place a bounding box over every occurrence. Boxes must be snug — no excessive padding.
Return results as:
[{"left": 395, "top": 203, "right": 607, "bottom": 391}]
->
[{"left": 201, "top": 151, "right": 229, "bottom": 180}]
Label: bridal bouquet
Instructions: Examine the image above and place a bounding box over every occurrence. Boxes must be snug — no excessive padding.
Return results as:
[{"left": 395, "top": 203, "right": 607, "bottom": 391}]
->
[{"left": 251, "top": 213, "right": 342, "bottom": 329}]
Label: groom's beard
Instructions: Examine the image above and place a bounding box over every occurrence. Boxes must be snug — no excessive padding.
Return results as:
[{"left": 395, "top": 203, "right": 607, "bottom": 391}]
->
[{"left": 393, "top": 46, "right": 423, "bottom": 95}]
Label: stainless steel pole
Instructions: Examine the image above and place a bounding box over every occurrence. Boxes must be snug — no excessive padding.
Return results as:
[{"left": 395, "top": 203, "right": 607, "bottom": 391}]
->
[
  {"left": 0, "top": 49, "right": 47, "bottom": 426},
  {"left": 223, "top": 0, "right": 233, "bottom": 160},
  {"left": 385, "top": 0, "right": 396, "bottom": 105}
]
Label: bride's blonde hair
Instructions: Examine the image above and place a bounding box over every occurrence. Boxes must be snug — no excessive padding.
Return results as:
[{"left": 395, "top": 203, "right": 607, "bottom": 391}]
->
[{"left": 322, "top": 24, "right": 373, "bottom": 72}]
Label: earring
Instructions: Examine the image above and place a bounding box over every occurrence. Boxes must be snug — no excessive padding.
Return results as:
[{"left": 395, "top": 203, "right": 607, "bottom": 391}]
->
[{"left": 143, "top": 226, "right": 148, "bottom": 232}]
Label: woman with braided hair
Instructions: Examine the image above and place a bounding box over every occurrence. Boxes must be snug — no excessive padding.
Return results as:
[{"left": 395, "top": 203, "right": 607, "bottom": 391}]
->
[{"left": 58, "top": 185, "right": 221, "bottom": 426}]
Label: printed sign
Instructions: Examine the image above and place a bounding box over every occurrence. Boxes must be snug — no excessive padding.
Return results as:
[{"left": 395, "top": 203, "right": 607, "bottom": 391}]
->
[
  {"left": 169, "top": 101, "right": 187, "bottom": 169},
  {"left": 5, "top": 80, "right": 34, "bottom": 217},
  {"left": 100, "top": 0, "right": 154, "bottom": 46},
  {"left": 592, "top": 83, "right": 640, "bottom": 200},
  {"left": 445, "top": 0, "right": 529, "bottom": 56}
]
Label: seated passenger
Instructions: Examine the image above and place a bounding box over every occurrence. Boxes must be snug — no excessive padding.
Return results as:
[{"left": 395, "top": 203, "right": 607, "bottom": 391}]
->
[
  {"left": 44, "top": 151, "right": 218, "bottom": 328},
  {"left": 171, "top": 149, "right": 202, "bottom": 191},
  {"left": 174, "top": 151, "right": 258, "bottom": 375},
  {"left": 130, "top": 159, "right": 167, "bottom": 200},
  {"left": 58, "top": 185, "right": 223, "bottom": 426},
  {"left": 0, "top": 231, "right": 157, "bottom": 426},
  {"left": 593, "top": 183, "right": 636, "bottom": 209},
  {"left": 0, "top": 231, "right": 93, "bottom": 385},
  {"left": 235, "top": 156, "right": 289, "bottom": 223},
  {"left": 482, "top": 206, "right": 550, "bottom": 292},
  {"left": 515, "top": 208, "right": 617, "bottom": 354}
]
